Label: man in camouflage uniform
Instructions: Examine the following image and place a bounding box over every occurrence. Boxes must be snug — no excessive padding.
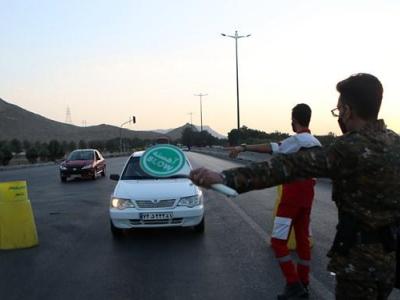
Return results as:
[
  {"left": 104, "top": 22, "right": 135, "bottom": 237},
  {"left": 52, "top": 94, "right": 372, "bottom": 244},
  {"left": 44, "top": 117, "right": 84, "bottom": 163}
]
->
[{"left": 190, "top": 73, "right": 400, "bottom": 299}]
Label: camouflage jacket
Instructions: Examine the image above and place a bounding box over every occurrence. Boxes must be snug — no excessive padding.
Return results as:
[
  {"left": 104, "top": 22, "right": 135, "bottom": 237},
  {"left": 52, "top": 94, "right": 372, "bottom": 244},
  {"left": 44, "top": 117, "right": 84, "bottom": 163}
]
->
[
  {"left": 223, "top": 120, "right": 400, "bottom": 279},
  {"left": 222, "top": 120, "right": 400, "bottom": 279},
  {"left": 222, "top": 119, "right": 400, "bottom": 230}
]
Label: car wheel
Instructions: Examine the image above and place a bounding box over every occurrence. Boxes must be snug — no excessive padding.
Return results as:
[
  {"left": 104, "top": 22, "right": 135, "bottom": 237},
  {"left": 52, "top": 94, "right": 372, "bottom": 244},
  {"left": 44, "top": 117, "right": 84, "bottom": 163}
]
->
[
  {"left": 193, "top": 217, "right": 205, "bottom": 233},
  {"left": 92, "top": 169, "right": 96, "bottom": 180},
  {"left": 110, "top": 220, "right": 125, "bottom": 238},
  {"left": 60, "top": 176, "right": 67, "bottom": 183},
  {"left": 101, "top": 167, "right": 106, "bottom": 177}
]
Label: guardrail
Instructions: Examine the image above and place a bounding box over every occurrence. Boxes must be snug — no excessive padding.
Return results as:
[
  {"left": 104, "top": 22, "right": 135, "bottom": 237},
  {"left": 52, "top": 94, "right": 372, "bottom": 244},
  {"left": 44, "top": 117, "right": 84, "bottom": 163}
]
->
[
  {"left": 190, "top": 146, "right": 272, "bottom": 163},
  {"left": 0, "top": 152, "right": 131, "bottom": 172},
  {"left": 190, "top": 147, "right": 331, "bottom": 184}
]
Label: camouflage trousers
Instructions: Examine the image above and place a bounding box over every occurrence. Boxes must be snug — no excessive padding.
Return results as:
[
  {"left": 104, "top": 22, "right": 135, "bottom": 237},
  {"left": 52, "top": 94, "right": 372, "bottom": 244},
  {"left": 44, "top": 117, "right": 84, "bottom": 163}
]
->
[{"left": 335, "top": 275, "right": 394, "bottom": 300}]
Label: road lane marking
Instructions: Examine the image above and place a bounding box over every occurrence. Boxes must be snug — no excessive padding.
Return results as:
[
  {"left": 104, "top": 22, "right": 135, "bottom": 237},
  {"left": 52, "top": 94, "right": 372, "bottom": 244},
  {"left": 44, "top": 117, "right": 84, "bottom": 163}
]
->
[{"left": 223, "top": 196, "right": 335, "bottom": 300}]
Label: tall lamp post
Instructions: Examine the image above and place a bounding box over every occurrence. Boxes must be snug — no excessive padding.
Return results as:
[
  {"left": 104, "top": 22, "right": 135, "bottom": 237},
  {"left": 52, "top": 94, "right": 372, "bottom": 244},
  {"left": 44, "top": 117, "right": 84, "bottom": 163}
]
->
[
  {"left": 221, "top": 30, "right": 251, "bottom": 130},
  {"left": 194, "top": 93, "right": 208, "bottom": 132},
  {"left": 119, "top": 116, "right": 136, "bottom": 153},
  {"left": 188, "top": 112, "right": 194, "bottom": 127}
]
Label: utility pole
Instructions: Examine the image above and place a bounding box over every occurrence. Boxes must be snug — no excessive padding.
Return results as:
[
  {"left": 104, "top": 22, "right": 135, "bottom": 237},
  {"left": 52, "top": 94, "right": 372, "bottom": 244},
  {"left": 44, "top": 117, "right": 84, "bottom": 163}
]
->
[
  {"left": 119, "top": 116, "right": 135, "bottom": 153},
  {"left": 188, "top": 112, "right": 194, "bottom": 127},
  {"left": 194, "top": 93, "right": 208, "bottom": 132},
  {"left": 221, "top": 30, "right": 251, "bottom": 130},
  {"left": 65, "top": 106, "right": 73, "bottom": 124}
]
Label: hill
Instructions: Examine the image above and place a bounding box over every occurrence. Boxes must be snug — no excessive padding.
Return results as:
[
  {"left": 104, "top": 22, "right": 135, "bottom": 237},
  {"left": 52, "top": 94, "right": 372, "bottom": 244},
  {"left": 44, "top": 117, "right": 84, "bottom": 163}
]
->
[
  {"left": 0, "top": 98, "right": 164, "bottom": 142},
  {"left": 156, "top": 124, "right": 227, "bottom": 140},
  {"left": 0, "top": 98, "right": 227, "bottom": 142},
  {"left": 164, "top": 123, "right": 198, "bottom": 140}
]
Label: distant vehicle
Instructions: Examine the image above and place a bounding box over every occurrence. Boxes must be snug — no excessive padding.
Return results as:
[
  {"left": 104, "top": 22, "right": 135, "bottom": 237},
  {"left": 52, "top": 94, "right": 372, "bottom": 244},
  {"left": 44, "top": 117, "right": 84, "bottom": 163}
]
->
[
  {"left": 59, "top": 149, "right": 106, "bottom": 182},
  {"left": 109, "top": 151, "right": 204, "bottom": 237},
  {"left": 155, "top": 136, "right": 170, "bottom": 144}
]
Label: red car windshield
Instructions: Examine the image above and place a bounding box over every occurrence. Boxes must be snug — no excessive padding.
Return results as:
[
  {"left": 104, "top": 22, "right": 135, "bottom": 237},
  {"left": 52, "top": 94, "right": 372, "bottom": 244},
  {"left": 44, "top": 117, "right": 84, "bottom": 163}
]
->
[{"left": 68, "top": 151, "right": 94, "bottom": 161}]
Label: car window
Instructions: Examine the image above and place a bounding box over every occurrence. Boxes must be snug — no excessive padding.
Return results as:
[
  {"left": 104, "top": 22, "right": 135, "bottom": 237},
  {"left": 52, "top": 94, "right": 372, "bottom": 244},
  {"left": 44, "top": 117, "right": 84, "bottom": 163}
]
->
[
  {"left": 95, "top": 151, "right": 101, "bottom": 160},
  {"left": 67, "top": 150, "right": 94, "bottom": 160},
  {"left": 121, "top": 156, "right": 191, "bottom": 180}
]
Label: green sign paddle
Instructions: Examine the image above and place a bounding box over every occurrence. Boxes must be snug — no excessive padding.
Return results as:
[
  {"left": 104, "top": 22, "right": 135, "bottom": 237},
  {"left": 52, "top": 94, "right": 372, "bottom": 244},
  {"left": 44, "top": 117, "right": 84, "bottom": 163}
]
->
[
  {"left": 140, "top": 144, "right": 238, "bottom": 197},
  {"left": 140, "top": 144, "right": 186, "bottom": 177}
]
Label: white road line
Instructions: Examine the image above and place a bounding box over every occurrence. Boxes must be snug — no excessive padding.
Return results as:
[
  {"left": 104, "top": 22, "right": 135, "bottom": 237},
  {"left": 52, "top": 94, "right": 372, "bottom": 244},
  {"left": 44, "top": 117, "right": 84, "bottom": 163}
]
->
[{"left": 223, "top": 196, "right": 335, "bottom": 300}]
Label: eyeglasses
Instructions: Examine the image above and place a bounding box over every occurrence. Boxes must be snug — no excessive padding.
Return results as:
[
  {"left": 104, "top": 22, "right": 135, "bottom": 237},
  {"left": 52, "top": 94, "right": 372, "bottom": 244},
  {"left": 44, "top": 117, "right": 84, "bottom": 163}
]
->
[{"left": 331, "top": 108, "right": 340, "bottom": 117}]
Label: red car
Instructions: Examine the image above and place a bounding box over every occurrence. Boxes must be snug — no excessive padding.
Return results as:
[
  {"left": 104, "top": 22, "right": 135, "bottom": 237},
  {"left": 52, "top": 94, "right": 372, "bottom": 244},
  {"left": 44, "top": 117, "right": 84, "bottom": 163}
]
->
[{"left": 60, "top": 149, "right": 106, "bottom": 182}]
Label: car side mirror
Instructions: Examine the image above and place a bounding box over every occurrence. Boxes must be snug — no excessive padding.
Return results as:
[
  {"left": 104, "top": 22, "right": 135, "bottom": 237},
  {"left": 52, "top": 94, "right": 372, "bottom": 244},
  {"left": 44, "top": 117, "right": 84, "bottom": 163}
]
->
[{"left": 109, "top": 174, "right": 120, "bottom": 181}]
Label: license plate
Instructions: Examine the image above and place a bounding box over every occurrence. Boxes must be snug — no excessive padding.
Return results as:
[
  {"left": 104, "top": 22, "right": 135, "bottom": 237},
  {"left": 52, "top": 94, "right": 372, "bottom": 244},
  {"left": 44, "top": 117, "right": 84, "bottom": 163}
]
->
[{"left": 140, "top": 212, "right": 173, "bottom": 220}]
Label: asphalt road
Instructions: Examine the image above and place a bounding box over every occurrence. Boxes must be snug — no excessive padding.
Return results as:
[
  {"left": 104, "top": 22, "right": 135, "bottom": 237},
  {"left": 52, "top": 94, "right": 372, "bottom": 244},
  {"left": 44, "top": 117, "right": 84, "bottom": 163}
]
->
[{"left": 0, "top": 153, "right": 399, "bottom": 300}]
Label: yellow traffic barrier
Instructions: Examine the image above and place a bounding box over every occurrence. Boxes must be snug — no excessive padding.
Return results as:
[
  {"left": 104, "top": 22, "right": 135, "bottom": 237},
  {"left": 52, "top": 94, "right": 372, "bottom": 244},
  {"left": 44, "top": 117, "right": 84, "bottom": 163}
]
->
[
  {"left": 0, "top": 181, "right": 39, "bottom": 250},
  {"left": 271, "top": 185, "right": 313, "bottom": 250}
]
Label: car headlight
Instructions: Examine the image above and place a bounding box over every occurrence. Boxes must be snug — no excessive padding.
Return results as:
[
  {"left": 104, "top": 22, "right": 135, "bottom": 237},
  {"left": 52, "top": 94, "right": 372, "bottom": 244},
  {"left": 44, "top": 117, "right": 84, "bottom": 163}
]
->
[
  {"left": 111, "top": 197, "right": 136, "bottom": 210},
  {"left": 178, "top": 195, "right": 202, "bottom": 208},
  {"left": 82, "top": 164, "right": 93, "bottom": 170},
  {"left": 60, "top": 165, "right": 67, "bottom": 170}
]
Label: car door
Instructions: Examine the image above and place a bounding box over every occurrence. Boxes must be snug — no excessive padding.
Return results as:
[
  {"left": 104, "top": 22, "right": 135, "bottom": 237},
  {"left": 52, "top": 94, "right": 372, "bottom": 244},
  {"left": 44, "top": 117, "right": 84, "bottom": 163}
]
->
[{"left": 95, "top": 150, "right": 105, "bottom": 172}]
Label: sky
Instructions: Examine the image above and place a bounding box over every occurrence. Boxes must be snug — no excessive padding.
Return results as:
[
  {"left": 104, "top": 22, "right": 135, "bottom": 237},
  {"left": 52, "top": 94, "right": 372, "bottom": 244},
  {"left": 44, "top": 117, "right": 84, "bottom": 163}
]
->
[{"left": 1, "top": 0, "right": 400, "bottom": 136}]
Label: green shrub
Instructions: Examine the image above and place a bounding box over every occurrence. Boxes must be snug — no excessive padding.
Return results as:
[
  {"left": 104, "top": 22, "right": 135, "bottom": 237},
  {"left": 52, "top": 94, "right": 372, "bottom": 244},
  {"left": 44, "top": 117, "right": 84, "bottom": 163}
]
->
[
  {"left": 26, "top": 147, "right": 39, "bottom": 164},
  {"left": 0, "top": 145, "right": 13, "bottom": 166}
]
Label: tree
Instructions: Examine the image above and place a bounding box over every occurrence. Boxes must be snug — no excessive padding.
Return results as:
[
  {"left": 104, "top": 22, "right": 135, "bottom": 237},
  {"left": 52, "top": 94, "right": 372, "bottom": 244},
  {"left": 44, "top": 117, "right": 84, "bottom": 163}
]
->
[
  {"left": 181, "top": 126, "right": 195, "bottom": 147},
  {"left": 315, "top": 132, "right": 336, "bottom": 146},
  {"left": 32, "top": 141, "right": 49, "bottom": 161},
  {"left": 228, "top": 129, "right": 241, "bottom": 146},
  {"left": 105, "top": 138, "right": 119, "bottom": 153},
  {"left": 228, "top": 126, "right": 289, "bottom": 145},
  {"left": 78, "top": 140, "right": 87, "bottom": 149},
  {"left": 68, "top": 141, "right": 77, "bottom": 152},
  {"left": 23, "top": 140, "right": 31, "bottom": 152},
  {"left": 0, "top": 144, "right": 13, "bottom": 165},
  {"left": 88, "top": 140, "right": 105, "bottom": 151},
  {"left": 38, "top": 145, "right": 50, "bottom": 162},
  {"left": 47, "top": 140, "right": 65, "bottom": 161},
  {"left": 10, "top": 139, "right": 22, "bottom": 154},
  {"left": 25, "top": 147, "right": 39, "bottom": 164},
  {"left": 61, "top": 140, "right": 69, "bottom": 153}
]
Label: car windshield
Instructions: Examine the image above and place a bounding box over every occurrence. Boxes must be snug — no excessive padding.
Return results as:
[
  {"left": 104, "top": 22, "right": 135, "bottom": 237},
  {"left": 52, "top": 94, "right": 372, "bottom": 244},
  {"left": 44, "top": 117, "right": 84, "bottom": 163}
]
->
[
  {"left": 121, "top": 156, "right": 191, "bottom": 180},
  {"left": 67, "top": 150, "right": 94, "bottom": 161}
]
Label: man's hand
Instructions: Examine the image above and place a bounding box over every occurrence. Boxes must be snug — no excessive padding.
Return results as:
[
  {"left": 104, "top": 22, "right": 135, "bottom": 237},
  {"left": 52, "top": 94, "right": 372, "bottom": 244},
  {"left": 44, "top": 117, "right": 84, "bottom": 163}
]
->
[
  {"left": 189, "top": 167, "right": 224, "bottom": 188},
  {"left": 226, "top": 146, "right": 244, "bottom": 158}
]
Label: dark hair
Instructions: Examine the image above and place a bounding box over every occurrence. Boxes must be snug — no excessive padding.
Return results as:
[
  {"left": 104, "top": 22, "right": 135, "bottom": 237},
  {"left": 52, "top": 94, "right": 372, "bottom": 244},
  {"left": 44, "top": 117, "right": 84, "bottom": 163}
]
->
[
  {"left": 292, "top": 103, "right": 311, "bottom": 127},
  {"left": 336, "top": 73, "right": 383, "bottom": 120}
]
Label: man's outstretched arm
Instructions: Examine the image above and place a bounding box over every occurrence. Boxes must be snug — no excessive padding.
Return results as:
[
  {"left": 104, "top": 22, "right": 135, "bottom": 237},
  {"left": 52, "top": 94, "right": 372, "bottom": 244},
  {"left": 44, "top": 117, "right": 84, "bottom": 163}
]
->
[
  {"left": 191, "top": 145, "right": 345, "bottom": 194},
  {"left": 227, "top": 143, "right": 272, "bottom": 158},
  {"left": 222, "top": 146, "right": 339, "bottom": 193}
]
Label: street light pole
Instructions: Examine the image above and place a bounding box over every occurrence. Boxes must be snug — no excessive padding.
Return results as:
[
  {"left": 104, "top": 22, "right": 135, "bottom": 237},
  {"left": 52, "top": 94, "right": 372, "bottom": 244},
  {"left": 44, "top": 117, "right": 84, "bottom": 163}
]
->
[
  {"left": 188, "top": 112, "right": 194, "bottom": 127},
  {"left": 221, "top": 30, "right": 251, "bottom": 130},
  {"left": 119, "top": 117, "right": 135, "bottom": 153},
  {"left": 194, "top": 93, "right": 207, "bottom": 132}
]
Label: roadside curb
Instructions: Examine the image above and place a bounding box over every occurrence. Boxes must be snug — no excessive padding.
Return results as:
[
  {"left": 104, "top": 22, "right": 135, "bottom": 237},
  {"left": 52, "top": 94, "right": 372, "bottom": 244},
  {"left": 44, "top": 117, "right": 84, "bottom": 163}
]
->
[
  {"left": 0, "top": 153, "right": 131, "bottom": 172},
  {"left": 0, "top": 162, "right": 55, "bottom": 172}
]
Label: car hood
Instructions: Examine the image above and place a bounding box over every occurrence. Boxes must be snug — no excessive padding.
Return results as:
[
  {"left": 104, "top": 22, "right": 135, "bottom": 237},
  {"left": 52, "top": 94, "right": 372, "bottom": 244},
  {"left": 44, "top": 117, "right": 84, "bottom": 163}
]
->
[
  {"left": 113, "top": 179, "right": 199, "bottom": 200},
  {"left": 64, "top": 160, "right": 93, "bottom": 167}
]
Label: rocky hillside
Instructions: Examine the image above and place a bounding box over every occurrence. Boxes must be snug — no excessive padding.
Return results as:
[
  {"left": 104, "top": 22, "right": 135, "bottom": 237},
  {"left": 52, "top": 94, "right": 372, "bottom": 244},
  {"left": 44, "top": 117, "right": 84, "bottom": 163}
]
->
[{"left": 0, "top": 98, "right": 163, "bottom": 142}]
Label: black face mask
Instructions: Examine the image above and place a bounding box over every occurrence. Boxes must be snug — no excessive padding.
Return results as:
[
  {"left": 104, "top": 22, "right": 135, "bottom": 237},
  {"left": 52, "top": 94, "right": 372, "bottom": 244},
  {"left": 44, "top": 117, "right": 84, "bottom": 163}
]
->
[{"left": 338, "top": 117, "right": 347, "bottom": 134}]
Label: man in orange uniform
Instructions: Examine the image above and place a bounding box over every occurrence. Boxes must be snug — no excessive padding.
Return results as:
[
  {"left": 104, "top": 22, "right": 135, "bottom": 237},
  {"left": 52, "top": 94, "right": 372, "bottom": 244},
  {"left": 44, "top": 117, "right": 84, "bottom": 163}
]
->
[{"left": 229, "top": 104, "right": 321, "bottom": 299}]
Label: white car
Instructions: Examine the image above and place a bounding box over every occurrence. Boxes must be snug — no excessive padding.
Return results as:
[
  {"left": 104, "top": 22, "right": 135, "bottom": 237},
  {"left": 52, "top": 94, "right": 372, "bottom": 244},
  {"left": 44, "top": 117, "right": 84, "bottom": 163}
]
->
[{"left": 109, "top": 151, "right": 204, "bottom": 237}]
